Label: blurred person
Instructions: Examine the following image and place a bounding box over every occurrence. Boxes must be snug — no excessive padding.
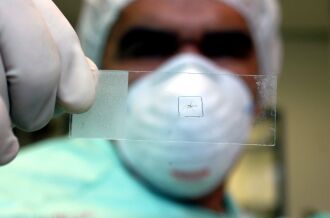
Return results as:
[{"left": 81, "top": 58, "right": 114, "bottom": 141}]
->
[{"left": 0, "top": 0, "right": 281, "bottom": 217}]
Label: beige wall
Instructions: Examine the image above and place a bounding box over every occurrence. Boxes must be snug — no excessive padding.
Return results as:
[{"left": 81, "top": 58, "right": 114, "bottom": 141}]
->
[
  {"left": 279, "top": 37, "right": 329, "bottom": 217},
  {"left": 279, "top": 0, "right": 329, "bottom": 216}
]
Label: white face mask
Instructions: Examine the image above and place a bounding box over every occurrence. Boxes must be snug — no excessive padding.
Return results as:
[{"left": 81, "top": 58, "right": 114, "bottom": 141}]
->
[{"left": 117, "top": 54, "right": 254, "bottom": 199}]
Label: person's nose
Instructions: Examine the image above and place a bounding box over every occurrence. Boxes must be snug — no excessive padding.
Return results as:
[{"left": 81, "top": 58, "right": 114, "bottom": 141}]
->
[{"left": 177, "top": 42, "right": 201, "bottom": 55}]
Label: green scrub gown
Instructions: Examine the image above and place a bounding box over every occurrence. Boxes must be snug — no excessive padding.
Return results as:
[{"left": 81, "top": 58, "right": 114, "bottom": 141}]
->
[{"left": 0, "top": 138, "right": 243, "bottom": 218}]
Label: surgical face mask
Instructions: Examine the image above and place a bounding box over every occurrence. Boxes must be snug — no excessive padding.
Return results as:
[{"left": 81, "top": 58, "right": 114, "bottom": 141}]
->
[{"left": 117, "top": 54, "right": 254, "bottom": 199}]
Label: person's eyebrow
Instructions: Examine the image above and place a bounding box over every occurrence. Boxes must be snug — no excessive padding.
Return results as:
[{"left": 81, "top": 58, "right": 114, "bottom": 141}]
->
[{"left": 117, "top": 26, "right": 178, "bottom": 59}]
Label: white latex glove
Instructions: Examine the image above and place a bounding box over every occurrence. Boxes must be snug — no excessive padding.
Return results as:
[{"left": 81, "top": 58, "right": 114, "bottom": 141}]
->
[{"left": 0, "top": 0, "right": 98, "bottom": 165}]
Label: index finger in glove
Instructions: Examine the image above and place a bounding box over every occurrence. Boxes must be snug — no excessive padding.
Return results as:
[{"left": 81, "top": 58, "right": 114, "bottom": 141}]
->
[
  {"left": 0, "top": 0, "right": 61, "bottom": 131},
  {"left": 32, "top": 0, "right": 98, "bottom": 113}
]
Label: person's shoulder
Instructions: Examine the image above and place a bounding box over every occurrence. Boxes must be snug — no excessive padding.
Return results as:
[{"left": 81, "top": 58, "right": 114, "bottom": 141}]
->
[
  {"left": 0, "top": 138, "right": 115, "bottom": 178},
  {"left": 35, "top": 137, "right": 114, "bottom": 161},
  {"left": 0, "top": 138, "right": 117, "bottom": 216}
]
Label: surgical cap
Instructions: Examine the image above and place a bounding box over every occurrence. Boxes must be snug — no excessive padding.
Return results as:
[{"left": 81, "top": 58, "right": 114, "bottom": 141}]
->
[{"left": 77, "top": 0, "right": 282, "bottom": 76}]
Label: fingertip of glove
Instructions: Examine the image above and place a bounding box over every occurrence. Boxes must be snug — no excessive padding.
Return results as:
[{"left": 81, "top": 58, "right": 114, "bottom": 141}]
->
[
  {"left": 86, "top": 57, "right": 99, "bottom": 85},
  {"left": 0, "top": 136, "right": 19, "bottom": 166},
  {"left": 86, "top": 57, "right": 98, "bottom": 71},
  {"left": 57, "top": 86, "right": 96, "bottom": 114},
  {"left": 57, "top": 57, "right": 99, "bottom": 114}
]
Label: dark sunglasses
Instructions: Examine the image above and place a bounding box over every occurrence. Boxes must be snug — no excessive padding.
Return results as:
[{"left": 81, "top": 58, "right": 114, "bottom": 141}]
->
[{"left": 116, "top": 27, "right": 254, "bottom": 60}]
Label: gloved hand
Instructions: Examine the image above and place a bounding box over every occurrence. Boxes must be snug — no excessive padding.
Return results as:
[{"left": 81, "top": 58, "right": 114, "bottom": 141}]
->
[{"left": 0, "top": 0, "right": 98, "bottom": 165}]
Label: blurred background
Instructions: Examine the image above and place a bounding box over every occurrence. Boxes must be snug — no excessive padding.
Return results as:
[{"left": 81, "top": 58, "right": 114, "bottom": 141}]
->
[{"left": 16, "top": 0, "right": 330, "bottom": 217}]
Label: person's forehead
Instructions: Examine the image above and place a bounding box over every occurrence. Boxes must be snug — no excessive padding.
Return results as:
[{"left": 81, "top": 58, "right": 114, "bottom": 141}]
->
[{"left": 118, "top": 0, "right": 251, "bottom": 36}]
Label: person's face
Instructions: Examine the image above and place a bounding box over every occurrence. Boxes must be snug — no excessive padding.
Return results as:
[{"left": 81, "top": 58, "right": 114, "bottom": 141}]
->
[{"left": 102, "top": 0, "right": 258, "bottom": 96}]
